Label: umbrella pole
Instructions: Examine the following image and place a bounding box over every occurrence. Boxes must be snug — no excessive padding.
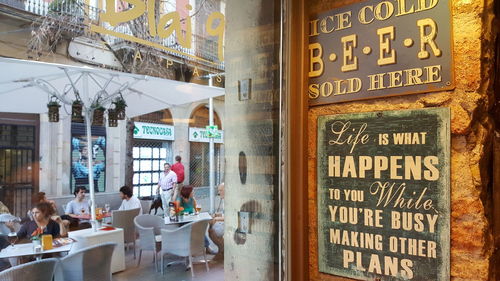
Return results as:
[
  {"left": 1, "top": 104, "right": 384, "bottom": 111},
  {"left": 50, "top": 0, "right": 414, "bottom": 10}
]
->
[{"left": 84, "top": 110, "right": 97, "bottom": 231}]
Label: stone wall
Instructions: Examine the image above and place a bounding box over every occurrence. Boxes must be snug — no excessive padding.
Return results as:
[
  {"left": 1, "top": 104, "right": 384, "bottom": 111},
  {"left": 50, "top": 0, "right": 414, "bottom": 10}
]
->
[{"left": 306, "top": 0, "right": 497, "bottom": 280}]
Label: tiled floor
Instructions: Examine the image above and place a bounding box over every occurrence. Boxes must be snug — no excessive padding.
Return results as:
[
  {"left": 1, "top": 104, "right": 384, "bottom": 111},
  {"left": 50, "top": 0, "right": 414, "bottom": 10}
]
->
[{"left": 112, "top": 246, "right": 224, "bottom": 281}]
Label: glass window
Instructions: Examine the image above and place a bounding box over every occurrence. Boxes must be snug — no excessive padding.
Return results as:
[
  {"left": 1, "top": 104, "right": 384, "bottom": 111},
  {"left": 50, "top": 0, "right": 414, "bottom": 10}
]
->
[
  {"left": 133, "top": 147, "right": 140, "bottom": 158},
  {"left": 132, "top": 141, "right": 172, "bottom": 198}
]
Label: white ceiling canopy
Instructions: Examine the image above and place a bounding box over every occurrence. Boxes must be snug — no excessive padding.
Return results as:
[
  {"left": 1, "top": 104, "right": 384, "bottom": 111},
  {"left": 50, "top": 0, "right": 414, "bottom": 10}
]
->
[{"left": 0, "top": 57, "right": 224, "bottom": 117}]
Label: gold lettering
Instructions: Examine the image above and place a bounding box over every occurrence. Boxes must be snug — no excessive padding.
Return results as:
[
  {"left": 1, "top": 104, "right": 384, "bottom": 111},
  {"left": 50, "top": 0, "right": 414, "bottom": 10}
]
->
[
  {"left": 424, "top": 65, "right": 442, "bottom": 83},
  {"left": 333, "top": 80, "right": 347, "bottom": 95},
  {"left": 368, "top": 73, "right": 386, "bottom": 90},
  {"left": 358, "top": 5, "right": 374, "bottom": 24},
  {"left": 337, "top": 11, "right": 352, "bottom": 30},
  {"left": 101, "top": 0, "right": 145, "bottom": 26},
  {"left": 147, "top": 0, "right": 156, "bottom": 36},
  {"left": 403, "top": 68, "right": 424, "bottom": 85},
  {"left": 417, "top": 0, "right": 439, "bottom": 12},
  {"left": 320, "top": 16, "right": 335, "bottom": 34},
  {"left": 134, "top": 50, "right": 142, "bottom": 61},
  {"left": 165, "top": 59, "right": 173, "bottom": 68},
  {"left": 193, "top": 67, "right": 200, "bottom": 77},
  {"left": 374, "top": 1, "right": 394, "bottom": 20},
  {"left": 377, "top": 26, "right": 396, "bottom": 66},
  {"left": 387, "top": 70, "right": 403, "bottom": 88},
  {"left": 206, "top": 12, "right": 225, "bottom": 61},
  {"left": 395, "top": 0, "right": 414, "bottom": 16},
  {"left": 320, "top": 82, "right": 333, "bottom": 97},
  {"left": 417, "top": 18, "right": 441, "bottom": 59},
  {"left": 309, "top": 19, "right": 320, "bottom": 36},
  {"left": 309, "top": 43, "right": 324, "bottom": 77},
  {"left": 308, "top": 84, "right": 320, "bottom": 99},
  {"left": 341, "top": 34, "right": 358, "bottom": 72}
]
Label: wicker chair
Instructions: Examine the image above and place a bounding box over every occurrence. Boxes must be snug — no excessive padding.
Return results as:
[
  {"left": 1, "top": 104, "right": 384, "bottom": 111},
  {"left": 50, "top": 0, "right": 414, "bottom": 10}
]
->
[
  {"left": 112, "top": 208, "right": 140, "bottom": 258},
  {"left": 134, "top": 214, "right": 165, "bottom": 270},
  {"left": 0, "top": 258, "right": 58, "bottom": 281},
  {"left": 54, "top": 242, "right": 116, "bottom": 281}
]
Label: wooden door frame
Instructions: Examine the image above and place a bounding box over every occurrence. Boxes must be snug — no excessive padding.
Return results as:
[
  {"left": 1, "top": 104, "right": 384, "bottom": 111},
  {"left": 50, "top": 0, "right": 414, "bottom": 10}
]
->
[{"left": 287, "top": 0, "right": 309, "bottom": 279}]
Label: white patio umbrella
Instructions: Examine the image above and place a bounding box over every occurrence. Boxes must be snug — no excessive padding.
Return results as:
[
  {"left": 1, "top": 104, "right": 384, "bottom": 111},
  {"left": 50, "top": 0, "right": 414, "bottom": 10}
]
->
[{"left": 0, "top": 57, "right": 224, "bottom": 230}]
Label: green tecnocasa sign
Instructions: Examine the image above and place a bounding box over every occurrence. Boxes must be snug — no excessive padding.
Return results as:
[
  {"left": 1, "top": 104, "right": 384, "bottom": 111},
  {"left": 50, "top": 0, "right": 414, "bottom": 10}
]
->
[
  {"left": 189, "top": 127, "right": 223, "bottom": 143},
  {"left": 317, "top": 108, "right": 450, "bottom": 281},
  {"left": 133, "top": 122, "right": 175, "bottom": 140}
]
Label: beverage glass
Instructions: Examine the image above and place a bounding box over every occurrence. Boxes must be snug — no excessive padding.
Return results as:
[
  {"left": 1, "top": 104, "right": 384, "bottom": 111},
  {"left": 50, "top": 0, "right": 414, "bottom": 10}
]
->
[
  {"left": 7, "top": 232, "right": 17, "bottom": 247},
  {"left": 104, "top": 203, "right": 110, "bottom": 213},
  {"left": 196, "top": 205, "right": 202, "bottom": 214}
]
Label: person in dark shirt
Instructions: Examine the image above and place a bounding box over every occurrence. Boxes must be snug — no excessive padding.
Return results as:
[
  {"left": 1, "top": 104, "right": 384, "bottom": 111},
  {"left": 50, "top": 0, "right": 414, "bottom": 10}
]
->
[
  {"left": 171, "top": 155, "right": 185, "bottom": 199},
  {"left": 16, "top": 202, "right": 64, "bottom": 241}
]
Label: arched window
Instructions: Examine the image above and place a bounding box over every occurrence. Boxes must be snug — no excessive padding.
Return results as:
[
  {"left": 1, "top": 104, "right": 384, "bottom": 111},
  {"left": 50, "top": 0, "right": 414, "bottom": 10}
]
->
[{"left": 188, "top": 105, "right": 223, "bottom": 187}]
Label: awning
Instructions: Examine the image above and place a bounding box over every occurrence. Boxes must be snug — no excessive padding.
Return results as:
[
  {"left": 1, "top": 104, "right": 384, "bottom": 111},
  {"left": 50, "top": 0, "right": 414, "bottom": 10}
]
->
[{"left": 0, "top": 57, "right": 224, "bottom": 117}]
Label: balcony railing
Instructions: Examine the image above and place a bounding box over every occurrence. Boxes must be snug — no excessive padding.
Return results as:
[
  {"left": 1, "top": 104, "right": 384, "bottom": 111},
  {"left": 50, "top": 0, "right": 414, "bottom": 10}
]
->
[{"left": 0, "top": 0, "right": 224, "bottom": 70}]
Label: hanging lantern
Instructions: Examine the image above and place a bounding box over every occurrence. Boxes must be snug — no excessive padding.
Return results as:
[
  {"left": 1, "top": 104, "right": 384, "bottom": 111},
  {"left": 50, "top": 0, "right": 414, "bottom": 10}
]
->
[
  {"left": 112, "top": 95, "right": 127, "bottom": 120},
  {"left": 47, "top": 97, "right": 60, "bottom": 122},
  {"left": 92, "top": 106, "right": 105, "bottom": 126},
  {"left": 71, "top": 100, "right": 84, "bottom": 123},
  {"left": 108, "top": 108, "right": 118, "bottom": 127}
]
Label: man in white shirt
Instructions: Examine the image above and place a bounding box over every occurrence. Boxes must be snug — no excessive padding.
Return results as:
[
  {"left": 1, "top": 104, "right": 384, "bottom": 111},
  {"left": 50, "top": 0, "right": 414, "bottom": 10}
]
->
[
  {"left": 118, "top": 185, "right": 142, "bottom": 214},
  {"left": 156, "top": 163, "right": 177, "bottom": 216}
]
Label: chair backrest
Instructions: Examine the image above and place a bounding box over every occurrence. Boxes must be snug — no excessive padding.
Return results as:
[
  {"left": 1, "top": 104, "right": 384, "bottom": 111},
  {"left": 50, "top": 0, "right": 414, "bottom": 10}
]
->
[
  {"left": 0, "top": 258, "right": 58, "bottom": 281},
  {"left": 161, "top": 222, "right": 192, "bottom": 257},
  {"left": 134, "top": 214, "right": 164, "bottom": 235},
  {"left": 112, "top": 208, "right": 141, "bottom": 243},
  {"left": 55, "top": 242, "right": 116, "bottom": 281},
  {"left": 139, "top": 200, "right": 151, "bottom": 215},
  {"left": 190, "top": 218, "right": 211, "bottom": 256},
  {"left": 134, "top": 215, "right": 158, "bottom": 251}
]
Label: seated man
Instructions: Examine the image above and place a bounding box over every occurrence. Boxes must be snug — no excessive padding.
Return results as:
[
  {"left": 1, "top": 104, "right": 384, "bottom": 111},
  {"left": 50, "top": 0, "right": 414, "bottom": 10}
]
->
[
  {"left": 63, "top": 186, "right": 91, "bottom": 229},
  {"left": 209, "top": 182, "right": 225, "bottom": 260},
  {"left": 118, "top": 185, "right": 142, "bottom": 214}
]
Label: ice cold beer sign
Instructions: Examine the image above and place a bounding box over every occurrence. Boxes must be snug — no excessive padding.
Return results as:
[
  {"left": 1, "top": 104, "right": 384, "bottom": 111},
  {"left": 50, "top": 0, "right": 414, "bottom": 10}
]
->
[
  {"left": 317, "top": 108, "right": 450, "bottom": 280},
  {"left": 308, "top": 0, "right": 453, "bottom": 105}
]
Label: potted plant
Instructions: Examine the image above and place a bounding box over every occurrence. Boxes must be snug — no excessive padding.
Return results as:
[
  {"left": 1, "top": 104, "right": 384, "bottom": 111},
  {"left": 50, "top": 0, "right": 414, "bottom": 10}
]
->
[
  {"left": 91, "top": 101, "right": 105, "bottom": 126},
  {"left": 31, "top": 227, "right": 43, "bottom": 252},
  {"left": 47, "top": 98, "right": 61, "bottom": 122},
  {"left": 107, "top": 108, "right": 118, "bottom": 127},
  {"left": 71, "top": 99, "right": 84, "bottom": 123},
  {"left": 112, "top": 96, "right": 127, "bottom": 120}
]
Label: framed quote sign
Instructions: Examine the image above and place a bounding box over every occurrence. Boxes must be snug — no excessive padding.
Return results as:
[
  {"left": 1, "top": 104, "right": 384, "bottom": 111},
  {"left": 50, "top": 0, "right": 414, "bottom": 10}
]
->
[{"left": 317, "top": 108, "right": 450, "bottom": 280}]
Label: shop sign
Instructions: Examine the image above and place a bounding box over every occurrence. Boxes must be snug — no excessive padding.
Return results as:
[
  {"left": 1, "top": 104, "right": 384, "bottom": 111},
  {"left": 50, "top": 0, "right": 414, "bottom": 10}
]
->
[
  {"left": 189, "top": 127, "right": 224, "bottom": 143},
  {"left": 206, "top": 125, "right": 221, "bottom": 138},
  {"left": 133, "top": 122, "right": 174, "bottom": 140},
  {"left": 317, "top": 108, "right": 450, "bottom": 280},
  {"left": 309, "top": 0, "right": 453, "bottom": 106}
]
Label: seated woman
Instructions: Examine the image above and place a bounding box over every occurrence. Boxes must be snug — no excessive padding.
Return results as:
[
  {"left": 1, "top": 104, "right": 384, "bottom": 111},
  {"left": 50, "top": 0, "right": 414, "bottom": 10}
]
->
[
  {"left": 175, "top": 185, "right": 197, "bottom": 214},
  {"left": 15, "top": 202, "right": 66, "bottom": 241},
  {"left": 35, "top": 192, "right": 70, "bottom": 233}
]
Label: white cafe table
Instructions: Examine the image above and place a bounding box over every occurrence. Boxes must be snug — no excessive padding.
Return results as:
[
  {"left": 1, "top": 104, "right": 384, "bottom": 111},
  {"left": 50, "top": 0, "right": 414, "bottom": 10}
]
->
[
  {"left": 0, "top": 242, "right": 72, "bottom": 262},
  {"left": 164, "top": 212, "right": 212, "bottom": 225},
  {"left": 68, "top": 227, "right": 125, "bottom": 273}
]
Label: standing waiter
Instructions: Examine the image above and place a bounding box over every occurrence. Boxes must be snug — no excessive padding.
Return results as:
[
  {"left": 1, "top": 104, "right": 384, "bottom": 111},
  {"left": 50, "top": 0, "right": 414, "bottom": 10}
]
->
[{"left": 171, "top": 155, "right": 185, "bottom": 200}]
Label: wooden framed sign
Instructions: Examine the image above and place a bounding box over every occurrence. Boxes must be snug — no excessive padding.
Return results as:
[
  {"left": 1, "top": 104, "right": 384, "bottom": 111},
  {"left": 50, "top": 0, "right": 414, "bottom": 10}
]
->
[
  {"left": 308, "top": 0, "right": 454, "bottom": 106},
  {"left": 317, "top": 108, "right": 450, "bottom": 280}
]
